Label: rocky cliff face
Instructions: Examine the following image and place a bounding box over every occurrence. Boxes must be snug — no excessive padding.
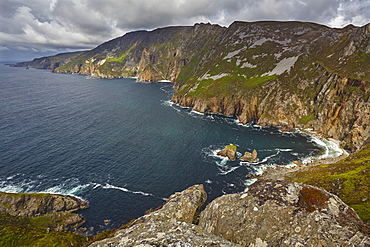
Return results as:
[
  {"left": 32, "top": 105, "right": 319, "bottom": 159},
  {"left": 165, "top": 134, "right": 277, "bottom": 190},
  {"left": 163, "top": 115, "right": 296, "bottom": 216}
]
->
[
  {"left": 0, "top": 192, "right": 88, "bottom": 217},
  {"left": 89, "top": 181, "right": 369, "bottom": 247},
  {"left": 12, "top": 21, "right": 370, "bottom": 151},
  {"left": 0, "top": 192, "right": 88, "bottom": 232}
]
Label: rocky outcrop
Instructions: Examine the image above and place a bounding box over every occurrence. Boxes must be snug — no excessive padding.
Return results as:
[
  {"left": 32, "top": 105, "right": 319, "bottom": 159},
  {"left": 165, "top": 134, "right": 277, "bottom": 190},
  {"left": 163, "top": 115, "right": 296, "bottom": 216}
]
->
[
  {"left": 89, "top": 181, "right": 369, "bottom": 247},
  {"left": 0, "top": 192, "right": 88, "bottom": 233},
  {"left": 89, "top": 184, "right": 241, "bottom": 246},
  {"left": 0, "top": 192, "right": 88, "bottom": 217},
  {"left": 240, "top": 149, "right": 258, "bottom": 162},
  {"left": 199, "top": 180, "right": 370, "bottom": 246},
  {"left": 135, "top": 184, "right": 207, "bottom": 224},
  {"left": 217, "top": 144, "right": 237, "bottom": 161}
]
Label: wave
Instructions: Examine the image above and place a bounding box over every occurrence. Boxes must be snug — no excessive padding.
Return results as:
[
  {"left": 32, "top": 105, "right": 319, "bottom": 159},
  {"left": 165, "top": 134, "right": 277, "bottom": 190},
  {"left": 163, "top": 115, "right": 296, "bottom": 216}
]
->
[
  {"left": 92, "top": 183, "right": 155, "bottom": 197},
  {"left": 297, "top": 130, "right": 347, "bottom": 163},
  {"left": 0, "top": 176, "right": 163, "bottom": 201}
]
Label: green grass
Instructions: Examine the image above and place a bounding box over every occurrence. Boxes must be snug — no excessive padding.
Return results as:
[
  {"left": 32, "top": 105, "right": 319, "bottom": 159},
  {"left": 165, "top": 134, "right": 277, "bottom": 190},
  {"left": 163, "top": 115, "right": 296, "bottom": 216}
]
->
[
  {"left": 299, "top": 113, "right": 315, "bottom": 125},
  {"left": 287, "top": 144, "right": 370, "bottom": 223},
  {"left": 0, "top": 213, "right": 89, "bottom": 247},
  {"left": 226, "top": 144, "right": 237, "bottom": 152}
]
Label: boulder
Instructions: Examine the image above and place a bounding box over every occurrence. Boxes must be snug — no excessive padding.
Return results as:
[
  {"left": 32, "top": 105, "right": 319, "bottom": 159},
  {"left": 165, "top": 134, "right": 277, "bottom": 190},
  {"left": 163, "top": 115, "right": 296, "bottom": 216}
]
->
[
  {"left": 137, "top": 184, "right": 207, "bottom": 224},
  {"left": 89, "top": 184, "right": 241, "bottom": 246},
  {"left": 240, "top": 149, "right": 259, "bottom": 162},
  {"left": 198, "top": 180, "right": 370, "bottom": 247},
  {"left": 217, "top": 144, "right": 237, "bottom": 161}
]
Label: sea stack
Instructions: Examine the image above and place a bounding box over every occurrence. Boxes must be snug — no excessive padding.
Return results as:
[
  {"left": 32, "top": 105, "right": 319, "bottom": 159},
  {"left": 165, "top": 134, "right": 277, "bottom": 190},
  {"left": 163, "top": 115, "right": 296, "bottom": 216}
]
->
[
  {"left": 217, "top": 144, "right": 237, "bottom": 161},
  {"left": 240, "top": 149, "right": 259, "bottom": 162}
]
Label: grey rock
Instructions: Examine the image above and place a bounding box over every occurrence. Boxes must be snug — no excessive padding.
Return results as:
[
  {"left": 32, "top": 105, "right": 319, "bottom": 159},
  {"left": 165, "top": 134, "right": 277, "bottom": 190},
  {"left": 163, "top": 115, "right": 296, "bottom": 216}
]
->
[{"left": 199, "top": 180, "right": 370, "bottom": 247}]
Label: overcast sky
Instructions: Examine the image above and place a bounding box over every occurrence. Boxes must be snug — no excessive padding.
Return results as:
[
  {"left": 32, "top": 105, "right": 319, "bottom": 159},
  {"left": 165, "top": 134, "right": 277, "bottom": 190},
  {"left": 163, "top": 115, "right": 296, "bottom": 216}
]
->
[{"left": 1, "top": 0, "right": 370, "bottom": 62}]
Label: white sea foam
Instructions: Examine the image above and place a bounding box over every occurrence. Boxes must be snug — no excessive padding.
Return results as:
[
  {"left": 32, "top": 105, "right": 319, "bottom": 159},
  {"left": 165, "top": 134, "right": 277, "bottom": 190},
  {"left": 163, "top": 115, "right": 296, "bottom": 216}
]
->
[
  {"left": 244, "top": 178, "right": 257, "bottom": 186},
  {"left": 190, "top": 109, "right": 204, "bottom": 115},
  {"left": 297, "top": 130, "right": 347, "bottom": 164},
  {"left": 96, "top": 183, "right": 155, "bottom": 197}
]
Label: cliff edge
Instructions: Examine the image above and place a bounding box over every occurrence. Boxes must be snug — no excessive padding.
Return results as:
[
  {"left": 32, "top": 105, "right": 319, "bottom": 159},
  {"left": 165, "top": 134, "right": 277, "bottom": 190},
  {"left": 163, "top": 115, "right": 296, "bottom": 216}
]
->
[{"left": 89, "top": 181, "right": 369, "bottom": 246}]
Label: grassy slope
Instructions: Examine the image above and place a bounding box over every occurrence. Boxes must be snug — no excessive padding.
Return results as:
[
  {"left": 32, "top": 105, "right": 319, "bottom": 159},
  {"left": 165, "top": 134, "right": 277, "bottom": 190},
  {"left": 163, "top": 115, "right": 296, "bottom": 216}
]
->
[
  {"left": 286, "top": 143, "right": 370, "bottom": 223},
  {"left": 0, "top": 213, "right": 89, "bottom": 247}
]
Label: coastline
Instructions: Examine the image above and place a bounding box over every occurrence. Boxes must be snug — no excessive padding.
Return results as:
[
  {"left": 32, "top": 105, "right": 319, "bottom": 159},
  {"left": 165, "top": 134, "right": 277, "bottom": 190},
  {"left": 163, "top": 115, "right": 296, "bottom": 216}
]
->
[{"left": 256, "top": 128, "right": 349, "bottom": 181}]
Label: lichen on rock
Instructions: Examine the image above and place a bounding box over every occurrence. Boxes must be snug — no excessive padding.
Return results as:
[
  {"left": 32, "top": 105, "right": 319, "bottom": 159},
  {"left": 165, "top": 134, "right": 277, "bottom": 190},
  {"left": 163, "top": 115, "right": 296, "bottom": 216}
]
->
[{"left": 198, "top": 180, "right": 370, "bottom": 246}]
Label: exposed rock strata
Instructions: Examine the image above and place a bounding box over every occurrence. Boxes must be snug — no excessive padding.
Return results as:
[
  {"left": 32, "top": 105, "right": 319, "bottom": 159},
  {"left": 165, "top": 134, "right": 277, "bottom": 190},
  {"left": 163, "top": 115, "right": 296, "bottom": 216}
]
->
[{"left": 89, "top": 182, "right": 369, "bottom": 247}]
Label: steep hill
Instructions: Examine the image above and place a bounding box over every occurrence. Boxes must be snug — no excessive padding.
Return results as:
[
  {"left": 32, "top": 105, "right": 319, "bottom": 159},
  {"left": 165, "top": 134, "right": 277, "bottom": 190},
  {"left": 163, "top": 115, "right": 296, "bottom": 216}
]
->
[{"left": 12, "top": 21, "right": 370, "bottom": 151}]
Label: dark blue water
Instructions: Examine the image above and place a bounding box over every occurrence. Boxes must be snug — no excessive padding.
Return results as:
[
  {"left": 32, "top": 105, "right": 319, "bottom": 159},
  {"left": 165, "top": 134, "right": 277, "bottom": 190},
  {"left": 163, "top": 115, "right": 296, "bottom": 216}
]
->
[{"left": 0, "top": 64, "right": 322, "bottom": 233}]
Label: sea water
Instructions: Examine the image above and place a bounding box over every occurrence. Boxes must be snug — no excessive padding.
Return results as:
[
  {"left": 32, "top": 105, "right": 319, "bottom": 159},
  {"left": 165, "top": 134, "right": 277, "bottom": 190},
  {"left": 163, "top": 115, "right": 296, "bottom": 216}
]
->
[{"left": 0, "top": 64, "right": 335, "bottom": 233}]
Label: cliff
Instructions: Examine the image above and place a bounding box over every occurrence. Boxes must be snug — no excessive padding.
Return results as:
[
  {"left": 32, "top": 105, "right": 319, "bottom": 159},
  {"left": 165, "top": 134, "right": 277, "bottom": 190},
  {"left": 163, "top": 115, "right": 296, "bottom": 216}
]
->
[
  {"left": 0, "top": 192, "right": 90, "bottom": 246},
  {"left": 12, "top": 21, "right": 370, "bottom": 152},
  {"left": 89, "top": 181, "right": 369, "bottom": 246}
]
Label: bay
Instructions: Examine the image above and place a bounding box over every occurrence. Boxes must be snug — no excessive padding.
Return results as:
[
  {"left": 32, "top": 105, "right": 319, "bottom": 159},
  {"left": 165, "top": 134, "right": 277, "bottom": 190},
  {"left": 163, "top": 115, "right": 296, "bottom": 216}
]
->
[{"left": 0, "top": 64, "right": 323, "bottom": 233}]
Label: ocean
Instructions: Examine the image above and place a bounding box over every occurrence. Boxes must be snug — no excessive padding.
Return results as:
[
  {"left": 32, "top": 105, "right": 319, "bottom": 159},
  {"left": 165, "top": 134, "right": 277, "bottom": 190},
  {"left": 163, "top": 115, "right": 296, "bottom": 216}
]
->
[{"left": 0, "top": 64, "right": 341, "bottom": 233}]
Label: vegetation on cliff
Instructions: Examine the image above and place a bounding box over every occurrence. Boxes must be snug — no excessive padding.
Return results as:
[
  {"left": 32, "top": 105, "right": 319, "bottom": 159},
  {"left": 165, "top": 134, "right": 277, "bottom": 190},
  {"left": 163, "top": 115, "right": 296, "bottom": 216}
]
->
[
  {"left": 286, "top": 143, "right": 370, "bottom": 223},
  {"left": 0, "top": 192, "right": 90, "bottom": 247}
]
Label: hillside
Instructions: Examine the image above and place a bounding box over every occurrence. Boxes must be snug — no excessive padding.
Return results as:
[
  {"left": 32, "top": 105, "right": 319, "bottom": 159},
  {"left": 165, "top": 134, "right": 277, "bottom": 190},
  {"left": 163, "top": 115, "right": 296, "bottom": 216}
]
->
[{"left": 12, "top": 21, "right": 370, "bottom": 152}]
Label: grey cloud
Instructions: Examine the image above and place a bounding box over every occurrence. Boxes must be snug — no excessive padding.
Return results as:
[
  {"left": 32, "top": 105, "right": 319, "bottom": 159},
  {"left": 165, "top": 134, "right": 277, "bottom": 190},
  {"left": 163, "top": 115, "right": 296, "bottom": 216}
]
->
[{"left": 0, "top": 0, "right": 369, "bottom": 61}]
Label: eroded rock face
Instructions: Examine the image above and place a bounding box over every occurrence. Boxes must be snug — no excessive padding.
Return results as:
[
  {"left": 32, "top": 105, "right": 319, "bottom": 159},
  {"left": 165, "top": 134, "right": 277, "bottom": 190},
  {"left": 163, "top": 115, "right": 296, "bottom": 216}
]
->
[
  {"left": 198, "top": 180, "right": 370, "bottom": 247},
  {"left": 0, "top": 192, "right": 88, "bottom": 217}
]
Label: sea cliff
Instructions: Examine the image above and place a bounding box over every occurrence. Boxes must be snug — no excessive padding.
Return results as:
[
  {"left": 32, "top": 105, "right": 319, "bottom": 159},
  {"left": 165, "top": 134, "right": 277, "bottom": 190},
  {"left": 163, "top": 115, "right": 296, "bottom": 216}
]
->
[
  {"left": 12, "top": 21, "right": 370, "bottom": 152},
  {"left": 9, "top": 20, "right": 370, "bottom": 246}
]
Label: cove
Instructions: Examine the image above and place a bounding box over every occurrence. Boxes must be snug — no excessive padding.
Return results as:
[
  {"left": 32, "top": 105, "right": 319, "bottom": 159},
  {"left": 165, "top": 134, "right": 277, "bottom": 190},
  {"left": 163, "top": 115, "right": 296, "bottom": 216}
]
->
[{"left": 0, "top": 64, "right": 325, "bottom": 233}]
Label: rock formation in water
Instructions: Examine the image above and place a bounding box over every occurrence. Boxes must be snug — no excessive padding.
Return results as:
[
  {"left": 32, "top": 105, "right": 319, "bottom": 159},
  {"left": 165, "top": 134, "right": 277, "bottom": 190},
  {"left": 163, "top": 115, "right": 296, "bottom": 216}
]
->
[
  {"left": 89, "top": 181, "right": 370, "bottom": 247},
  {"left": 240, "top": 149, "right": 258, "bottom": 162},
  {"left": 217, "top": 144, "right": 237, "bottom": 161},
  {"left": 12, "top": 21, "right": 370, "bottom": 152}
]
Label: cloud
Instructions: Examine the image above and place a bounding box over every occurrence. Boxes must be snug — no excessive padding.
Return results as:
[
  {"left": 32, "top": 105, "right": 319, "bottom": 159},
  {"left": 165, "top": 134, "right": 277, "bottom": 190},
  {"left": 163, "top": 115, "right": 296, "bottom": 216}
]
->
[{"left": 1, "top": 0, "right": 370, "bottom": 60}]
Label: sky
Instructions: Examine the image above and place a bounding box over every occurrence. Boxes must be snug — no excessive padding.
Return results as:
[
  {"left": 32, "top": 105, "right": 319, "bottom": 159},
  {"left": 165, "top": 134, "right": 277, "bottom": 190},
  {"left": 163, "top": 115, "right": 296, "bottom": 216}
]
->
[{"left": 1, "top": 0, "right": 370, "bottom": 62}]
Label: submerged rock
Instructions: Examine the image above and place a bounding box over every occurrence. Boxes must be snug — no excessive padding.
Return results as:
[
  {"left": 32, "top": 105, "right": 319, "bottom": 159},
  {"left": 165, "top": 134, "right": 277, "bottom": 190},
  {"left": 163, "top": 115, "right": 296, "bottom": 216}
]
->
[
  {"left": 199, "top": 180, "right": 370, "bottom": 246},
  {"left": 240, "top": 149, "right": 259, "bottom": 162},
  {"left": 217, "top": 144, "right": 237, "bottom": 161}
]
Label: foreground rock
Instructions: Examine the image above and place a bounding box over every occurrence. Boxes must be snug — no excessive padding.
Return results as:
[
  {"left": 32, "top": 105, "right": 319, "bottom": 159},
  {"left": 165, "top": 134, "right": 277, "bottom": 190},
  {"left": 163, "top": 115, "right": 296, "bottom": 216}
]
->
[
  {"left": 89, "top": 184, "right": 240, "bottom": 246},
  {"left": 90, "top": 181, "right": 369, "bottom": 246},
  {"left": 240, "top": 149, "right": 259, "bottom": 162},
  {"left": 199, "top": 180, "right": 370, "bottom": 246},
  {"left": 217, "top": 144, "right": 237, "bottom": 161}
]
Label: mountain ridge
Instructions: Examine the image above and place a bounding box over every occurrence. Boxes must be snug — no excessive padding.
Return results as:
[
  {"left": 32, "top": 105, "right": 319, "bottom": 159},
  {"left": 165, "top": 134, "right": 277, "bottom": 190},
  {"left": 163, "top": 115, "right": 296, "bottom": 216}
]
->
[{"left": 11, "top": 21, "right": 370, "bottom": 152}]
